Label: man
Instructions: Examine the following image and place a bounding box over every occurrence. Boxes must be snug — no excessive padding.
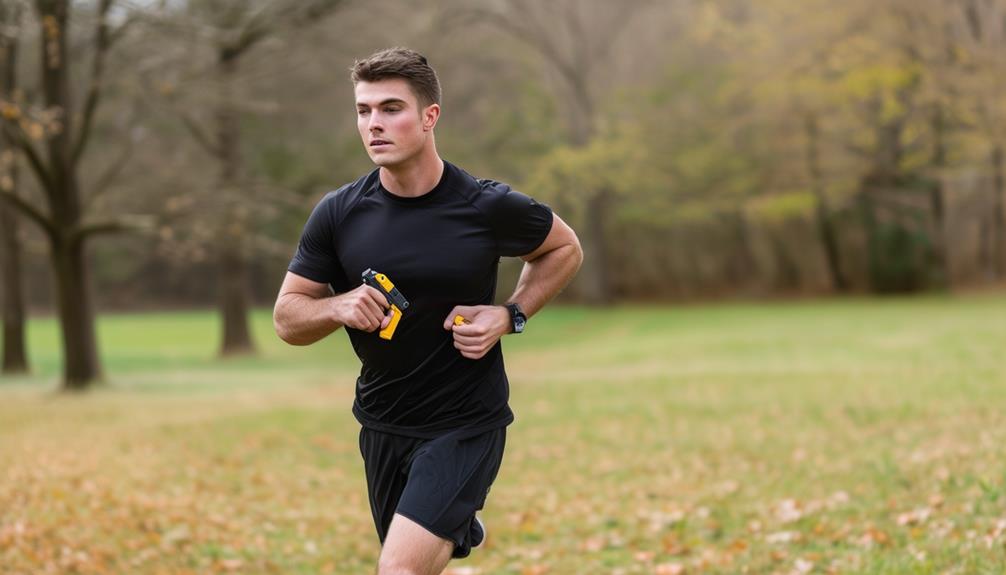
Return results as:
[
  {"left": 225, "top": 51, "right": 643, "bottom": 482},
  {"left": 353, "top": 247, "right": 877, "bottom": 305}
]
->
[{"left": 273, "top": 47, "right": 582, "bottom": 575}]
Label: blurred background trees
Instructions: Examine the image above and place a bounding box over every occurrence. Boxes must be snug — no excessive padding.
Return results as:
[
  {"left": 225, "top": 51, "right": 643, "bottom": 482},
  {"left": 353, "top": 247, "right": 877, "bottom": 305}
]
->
[
  {"left": 138, "top": 0, "right": 346, "bottom": 357},
  {"left": 2, "top": 0, "right": 1006, "bottom": 388},
  {"left": 1, "top": 0, "right": 29, "bottom": 376},
  {"left": 1, "top": 0, "right": 137, "bottom": 387}
]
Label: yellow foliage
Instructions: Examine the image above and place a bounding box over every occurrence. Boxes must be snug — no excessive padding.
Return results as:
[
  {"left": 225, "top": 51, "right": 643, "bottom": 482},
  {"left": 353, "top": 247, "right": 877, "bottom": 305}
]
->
[
  {"left": 672, "top": 202, "right": 720, "bottom": 225},
  {"left": 22, "top": 120, "right": 44, "bottom": 142},
  {"left": 525, "top": 126, "right": 655, "bottom": 208},
  {"left": 0, "top": 101, "right": 20, "bottom": 120},
  {"left": 747, "top": 191, "right": 816, "bottom": 222}
]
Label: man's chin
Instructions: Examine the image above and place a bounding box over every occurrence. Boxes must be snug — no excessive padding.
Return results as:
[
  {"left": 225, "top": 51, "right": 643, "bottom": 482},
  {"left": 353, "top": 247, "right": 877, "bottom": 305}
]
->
[{"left": 370, "top": 154, "right": 403, "bottom": 168}]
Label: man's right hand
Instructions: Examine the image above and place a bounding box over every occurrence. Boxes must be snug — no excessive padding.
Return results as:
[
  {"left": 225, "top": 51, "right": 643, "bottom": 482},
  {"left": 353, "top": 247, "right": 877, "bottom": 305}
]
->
[{"left": 332, "top": 285, "right": 392, "bottom": 332}]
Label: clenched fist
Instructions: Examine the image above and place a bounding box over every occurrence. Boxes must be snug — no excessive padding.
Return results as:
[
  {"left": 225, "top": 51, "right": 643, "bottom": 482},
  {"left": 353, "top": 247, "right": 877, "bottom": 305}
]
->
[
  {"left": 442, "top": 305, "right": 511, "bottom": 360},
  {"left": 333, "top": 284, "right": 392, "bottom": 332}
]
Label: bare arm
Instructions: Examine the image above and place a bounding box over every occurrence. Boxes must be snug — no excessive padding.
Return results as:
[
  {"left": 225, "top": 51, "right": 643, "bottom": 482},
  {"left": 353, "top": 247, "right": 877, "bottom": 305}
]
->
[
  {"left": 443, "top": 213, "right": 583, "bottom": 358},
  {"left": 508, "top": 212, "right": 584, "bottom": 318},
  {"left": 273, "top": 272, "right": 390, "bottom": 346}
]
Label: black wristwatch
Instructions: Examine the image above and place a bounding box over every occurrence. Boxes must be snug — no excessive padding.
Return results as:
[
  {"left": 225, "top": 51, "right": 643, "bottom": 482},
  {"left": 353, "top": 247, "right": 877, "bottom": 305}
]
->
[{"left": 505, "top": 303, "right": 527, "bottom": 334}]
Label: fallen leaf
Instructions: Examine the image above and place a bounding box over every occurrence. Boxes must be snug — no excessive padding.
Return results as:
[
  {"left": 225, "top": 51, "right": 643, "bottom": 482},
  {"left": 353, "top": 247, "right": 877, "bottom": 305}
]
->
[{"left": 654, "top": 562, "right": 685, "bottom": 575}]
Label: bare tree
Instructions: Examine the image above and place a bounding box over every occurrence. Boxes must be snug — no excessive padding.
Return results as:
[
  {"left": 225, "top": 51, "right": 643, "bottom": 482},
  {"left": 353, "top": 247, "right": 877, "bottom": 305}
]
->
[
  {"left": 802, "top": 112, "right": 848, "bottom": 291},
  {"left": 0, "top": 0, "right": 136, "bottom": 390},
  {"left": 147, "top": 0, "right": 346, "bottom": 357},
  {"left": 942, "top": 0, "right": 1006, "bottom": 278},
  {"left": 0, "top": 0, "right": 29, "bottom": 376},
  {"left": 453, "top": 0, "right": 656, "bottom": 304}
]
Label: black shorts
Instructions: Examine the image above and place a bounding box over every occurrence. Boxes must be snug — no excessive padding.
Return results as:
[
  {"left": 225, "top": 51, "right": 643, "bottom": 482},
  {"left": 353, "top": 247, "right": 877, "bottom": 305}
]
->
[{"left": 358, "top": 425, "right": 506, "bottom": 559}]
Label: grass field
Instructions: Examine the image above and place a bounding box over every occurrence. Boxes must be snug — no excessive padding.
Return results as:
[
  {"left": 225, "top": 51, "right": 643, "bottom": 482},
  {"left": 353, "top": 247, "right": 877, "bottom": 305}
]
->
[{"left": 2, "top": 295, "right": 1006, "bottom": 574}]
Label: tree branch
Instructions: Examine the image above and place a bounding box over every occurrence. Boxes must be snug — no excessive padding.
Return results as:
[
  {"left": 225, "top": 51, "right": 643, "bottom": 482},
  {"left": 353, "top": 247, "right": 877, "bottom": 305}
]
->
[
  {"left": 85, "top": 91, "right": 144, "bottom": 209},
  {"left": 458, "top": 7, "right": 584, "bottom": 95},
  {"left": 0, "top": 187, "right": 55, "bottom": 241},
  {"left": 221, "top": 0, "right": 280, "bottom": 61},
  {"left": 85, "top": 136, "right": 134, "bottom": 208},
  {"left": 135, "top": 69, "right": 223, "bottom": 158},
  {"left": 288, "top": 0, "right": 344, "bottom": 28},
  {"left": 842, "top": 140, "right": 872, "bottom": 159},
  {"left": 1, "top": 120, "right": 54, "bottom": 197},
  {"left": 179, "top": 111, "right": 222, "bottom": 158},
  {"left": 71, "top": 213, "right": 156, "bottom": 242},
  {"left": 225, "top": 0, "right": 343, "bottom": 60},
  {"left": 72, "top": 0, "right": 116, "bottom": 168}
]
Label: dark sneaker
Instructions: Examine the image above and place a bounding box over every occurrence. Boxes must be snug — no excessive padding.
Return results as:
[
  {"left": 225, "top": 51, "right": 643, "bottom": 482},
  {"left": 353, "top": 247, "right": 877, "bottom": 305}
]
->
[{"left": 471, "top": 515, "right": 486, "bottom": 548}]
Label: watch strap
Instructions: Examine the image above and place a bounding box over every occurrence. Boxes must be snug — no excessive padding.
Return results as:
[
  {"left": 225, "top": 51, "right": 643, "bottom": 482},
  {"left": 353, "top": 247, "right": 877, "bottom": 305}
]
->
[{"left": 505, "top": 303, "right": 526, "bottom": 334}]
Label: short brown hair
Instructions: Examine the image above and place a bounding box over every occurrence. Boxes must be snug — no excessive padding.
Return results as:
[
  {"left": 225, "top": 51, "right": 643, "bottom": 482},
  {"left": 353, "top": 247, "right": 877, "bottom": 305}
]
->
[{"left": 350, "top": 47, "right": 441, "bottom": 107}]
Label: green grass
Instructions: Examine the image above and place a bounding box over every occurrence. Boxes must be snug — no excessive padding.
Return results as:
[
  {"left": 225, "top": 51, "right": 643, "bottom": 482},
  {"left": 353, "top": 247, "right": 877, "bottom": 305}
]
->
[{"left": 2, "top": 294, "right": 1006, "bottom": 574}]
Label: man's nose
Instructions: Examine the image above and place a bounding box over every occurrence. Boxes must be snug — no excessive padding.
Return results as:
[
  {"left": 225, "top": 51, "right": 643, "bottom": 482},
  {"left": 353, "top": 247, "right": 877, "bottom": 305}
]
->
[{"left": 368, "top": 112, "right": 384, "bottom": 131}]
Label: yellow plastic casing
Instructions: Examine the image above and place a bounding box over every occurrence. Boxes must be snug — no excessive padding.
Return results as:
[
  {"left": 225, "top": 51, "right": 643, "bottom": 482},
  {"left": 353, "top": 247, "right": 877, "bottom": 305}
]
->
[
  {"left": 379, "top": 305, "right": 403, "bottom": 340},
  {"left": 453, "top": 315, "right": 470, "bottom": 326},
  {"left": 375, "top": 273, "right": 395, "bottom": 292},
  {"left": 374, "top": 273, "right": 402, "bottom": 340}
]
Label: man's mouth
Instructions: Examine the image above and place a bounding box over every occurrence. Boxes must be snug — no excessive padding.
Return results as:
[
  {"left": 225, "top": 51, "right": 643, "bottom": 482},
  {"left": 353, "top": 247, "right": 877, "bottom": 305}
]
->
[{"left": 370, "top": 140, "right": 391, "bottom": 147}]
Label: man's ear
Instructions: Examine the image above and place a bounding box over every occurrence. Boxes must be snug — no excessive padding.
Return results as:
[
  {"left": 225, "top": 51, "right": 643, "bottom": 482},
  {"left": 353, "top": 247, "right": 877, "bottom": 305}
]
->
[{"left": 422, "top": 103, "right": 441, "bottom": 132}]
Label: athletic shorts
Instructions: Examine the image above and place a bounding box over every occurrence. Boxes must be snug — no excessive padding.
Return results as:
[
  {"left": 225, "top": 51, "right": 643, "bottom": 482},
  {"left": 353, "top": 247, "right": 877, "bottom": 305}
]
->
[{"left": 358, "top": 425, "right": 506, "bottom": 559}]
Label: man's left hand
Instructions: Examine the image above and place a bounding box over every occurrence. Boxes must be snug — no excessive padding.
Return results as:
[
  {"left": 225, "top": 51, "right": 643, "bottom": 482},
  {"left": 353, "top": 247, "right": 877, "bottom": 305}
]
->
[{"left": 442, "top": 305, "right": 511, "bottom": 360}]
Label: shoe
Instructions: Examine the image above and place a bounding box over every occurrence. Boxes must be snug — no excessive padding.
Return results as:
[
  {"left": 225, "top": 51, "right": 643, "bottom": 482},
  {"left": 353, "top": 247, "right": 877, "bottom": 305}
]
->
[{"left": 471, "top": 515, "right": 486, "bottom": 548}]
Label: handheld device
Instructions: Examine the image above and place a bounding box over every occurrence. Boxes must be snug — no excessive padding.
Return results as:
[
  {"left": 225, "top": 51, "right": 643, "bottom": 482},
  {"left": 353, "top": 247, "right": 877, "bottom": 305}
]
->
[{"left": 361, "top": 268, "right": 410, "bottom": 340}]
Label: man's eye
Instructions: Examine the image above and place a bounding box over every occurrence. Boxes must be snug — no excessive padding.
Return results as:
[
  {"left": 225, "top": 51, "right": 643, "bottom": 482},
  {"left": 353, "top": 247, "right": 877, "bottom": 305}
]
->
[
  {"left": 384, "top": 107, "right": 401, "bottom": 113},
  {"left": 357, "top": 109, "right": 369, "bottom": 116}
]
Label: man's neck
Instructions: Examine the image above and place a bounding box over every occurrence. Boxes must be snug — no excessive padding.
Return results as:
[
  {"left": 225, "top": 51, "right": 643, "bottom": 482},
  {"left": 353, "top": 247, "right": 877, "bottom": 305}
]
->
[{"left": 379, "top": 148, "right": 444, "bottom": 198}]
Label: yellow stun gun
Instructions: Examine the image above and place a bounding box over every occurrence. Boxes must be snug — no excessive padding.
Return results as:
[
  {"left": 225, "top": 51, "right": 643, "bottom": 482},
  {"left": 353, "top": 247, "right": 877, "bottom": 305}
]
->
[
  {"left": 453, "top": 315, "right": 470, "bottom": 326},
  {"left": 362, "top": 269, "right": 410, "bottom": 340}
]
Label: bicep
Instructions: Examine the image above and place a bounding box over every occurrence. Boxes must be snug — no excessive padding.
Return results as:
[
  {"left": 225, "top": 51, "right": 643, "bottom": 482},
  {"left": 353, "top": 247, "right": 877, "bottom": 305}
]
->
[
  {"left": 520, "top": 213, "right": 580, "bottom": 262},
  {"left": 277, "top": 271, "right": 334, "bottom": 301}
]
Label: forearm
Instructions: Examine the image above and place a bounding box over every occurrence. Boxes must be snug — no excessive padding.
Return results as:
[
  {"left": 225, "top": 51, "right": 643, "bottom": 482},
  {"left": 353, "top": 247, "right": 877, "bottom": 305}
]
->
[
  {"left": 507, "top": 242, "right": 583, "bottom": 318},
  {"left": 273, "top": 293, "right": 343, "bottom": 346}
]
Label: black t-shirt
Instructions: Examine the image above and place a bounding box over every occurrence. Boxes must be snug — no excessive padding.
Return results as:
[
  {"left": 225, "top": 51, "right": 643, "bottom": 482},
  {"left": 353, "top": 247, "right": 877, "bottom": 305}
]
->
[{"left": 288, "top": 161, "right": 553, "bottom": 438}]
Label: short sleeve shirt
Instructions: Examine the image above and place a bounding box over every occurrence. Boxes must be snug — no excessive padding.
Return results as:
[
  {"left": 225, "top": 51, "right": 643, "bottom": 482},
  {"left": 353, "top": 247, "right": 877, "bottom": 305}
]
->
[{"left": 288, "top": 161, "right": 553, "bottom": 438}]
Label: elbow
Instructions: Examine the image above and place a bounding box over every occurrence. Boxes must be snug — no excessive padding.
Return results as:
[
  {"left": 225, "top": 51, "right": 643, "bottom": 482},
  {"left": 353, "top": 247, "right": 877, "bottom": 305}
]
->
[
  {"left": 571, "top": 235, "right": 585, "bottom": 273},
  {"left": 273, "top": 315, "right": 291, "bottom": 344},
  {"left": 284, "top": 336, "right": 313, "bottom": 347},
  {"left": 275, "top": 324, "right": 311, "bottom": 346},
  {"left": 273, "top": 306, "right": 300, "bottom": 346},
  {"left": 273, "top": 306, "right": 331, "bottom": 346},
  {"left": 274, "top": 324, "right": 294, "bottom": 345}
]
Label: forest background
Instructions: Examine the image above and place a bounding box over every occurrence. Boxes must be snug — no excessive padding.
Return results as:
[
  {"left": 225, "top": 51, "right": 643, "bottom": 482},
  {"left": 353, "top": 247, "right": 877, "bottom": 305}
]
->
[{"left": 2, "top": 0, "right": 1005, "bottom": 385}]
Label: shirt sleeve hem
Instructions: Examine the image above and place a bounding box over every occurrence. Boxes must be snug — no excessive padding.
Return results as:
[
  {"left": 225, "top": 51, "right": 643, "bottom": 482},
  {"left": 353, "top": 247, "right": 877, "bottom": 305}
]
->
[
  {"left": 523, "top": 206, "right": 554, "bottom": 256},
  {"left": 287, "top": 263, "right": 332, "bottom": 285}
]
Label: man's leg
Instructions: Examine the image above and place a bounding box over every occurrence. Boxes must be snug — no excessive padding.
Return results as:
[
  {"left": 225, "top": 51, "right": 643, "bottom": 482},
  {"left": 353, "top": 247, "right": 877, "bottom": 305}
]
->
[{"left": 376, "top": 513, "right": 454, "bottom": 575}]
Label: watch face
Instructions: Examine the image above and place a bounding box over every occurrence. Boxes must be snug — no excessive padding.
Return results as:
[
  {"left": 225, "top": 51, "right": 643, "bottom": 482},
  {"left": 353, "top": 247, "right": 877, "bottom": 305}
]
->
[{"left": 507, "top": 303, "right": 526, "bottom": 334}]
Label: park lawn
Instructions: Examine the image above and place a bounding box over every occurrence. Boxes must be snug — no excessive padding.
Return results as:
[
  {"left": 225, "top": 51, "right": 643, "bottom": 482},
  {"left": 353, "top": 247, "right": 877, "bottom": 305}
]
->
[{"left": 1, "top": 295, "right": 1006, "bottom": 574}]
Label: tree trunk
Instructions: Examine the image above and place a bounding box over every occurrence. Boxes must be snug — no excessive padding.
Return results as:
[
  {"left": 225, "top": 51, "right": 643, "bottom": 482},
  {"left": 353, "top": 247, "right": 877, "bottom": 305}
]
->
[
  {"left": 52, "top": 237, "right": 102, "bottom": 388},
  {"left": 219, "top": 241, "right": 254, "bottom": 356},
  {"left": 1, "top": 183, "right": 30, "bottom": 377},
  {"left": 858, "top": 186, "right": 881, "bottom": 291},
  {"left": 1, "top": 17, "right": 29, "bottom": 375},
  {"left": 38, "top": 0, "right": 104, "bottom": 389},
  {"left": 1, "top": 199, "right": 29, "bottom": 376},
  {"left": 928, "top": 106, "right": 948, "bottom": 287},
  {"left": 577, "top": 187, "right": 613, "bottom": 304},
  {"left": 804, "top": 113, "right": 847, "bottom": 291},
  {"left": 723, "top": 210, "right": 756, "bottom": 289},
  {"left": 928, "top": 179, "right": 948, "bottom": 286},
  {"left": 993, "top": 143, "right": 1005, "bottom": 279},
  {"left": 567, "top": 75, "right": 613, "bottom": 304},
  {"left": 932, "top": 105, "right": 946, "bottom": 167},
  {"left": 876, "top": 119, "right": 904, "bottom": 186},
  {"left": 216, "top": 53, "right": 255, "bottom": 356}
]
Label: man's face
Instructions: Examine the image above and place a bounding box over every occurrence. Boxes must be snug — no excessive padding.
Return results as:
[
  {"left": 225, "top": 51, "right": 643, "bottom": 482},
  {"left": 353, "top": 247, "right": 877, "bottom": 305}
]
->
[{"left": 355, "top": 78, "right": 437, "bottom": 168}]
